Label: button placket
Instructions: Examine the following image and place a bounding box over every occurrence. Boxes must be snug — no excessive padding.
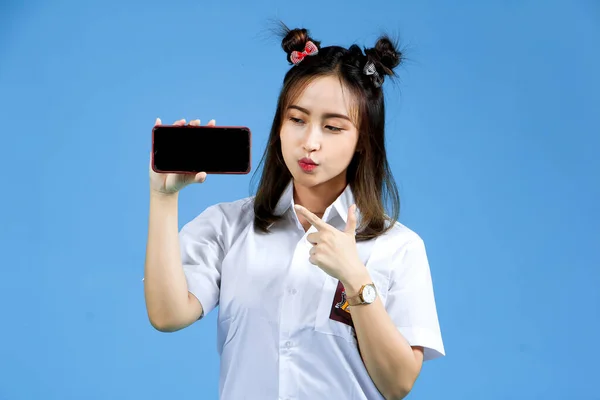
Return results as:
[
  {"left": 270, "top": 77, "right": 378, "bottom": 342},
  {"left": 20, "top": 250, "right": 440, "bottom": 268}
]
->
[{"left": 278, "top": 240, "right": 308, "bottom": 400}]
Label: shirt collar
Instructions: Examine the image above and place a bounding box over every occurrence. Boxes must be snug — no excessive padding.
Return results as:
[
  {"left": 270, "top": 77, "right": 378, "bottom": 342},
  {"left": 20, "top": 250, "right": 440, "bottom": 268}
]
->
[{"left": 273, "top": 180, "right": 360, "bottom": 225}]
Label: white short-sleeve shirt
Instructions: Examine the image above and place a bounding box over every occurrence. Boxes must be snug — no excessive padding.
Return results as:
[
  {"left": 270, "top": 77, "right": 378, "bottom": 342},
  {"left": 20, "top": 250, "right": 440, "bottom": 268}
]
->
[{"left": 179, "top": 181, "right": 445, "bottom": 399}]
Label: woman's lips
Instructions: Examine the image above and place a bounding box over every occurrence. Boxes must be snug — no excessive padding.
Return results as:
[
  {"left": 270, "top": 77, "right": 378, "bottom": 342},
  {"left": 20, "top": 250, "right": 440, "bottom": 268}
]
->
[{"left": 298, "top": 158, "right": 318, "bottom": 172}]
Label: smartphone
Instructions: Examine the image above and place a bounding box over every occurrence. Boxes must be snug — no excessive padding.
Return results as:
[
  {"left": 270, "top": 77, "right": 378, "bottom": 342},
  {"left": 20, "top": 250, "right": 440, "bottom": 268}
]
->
[{"left": 152, "top": 125, "right": 251, "bottom": 174}]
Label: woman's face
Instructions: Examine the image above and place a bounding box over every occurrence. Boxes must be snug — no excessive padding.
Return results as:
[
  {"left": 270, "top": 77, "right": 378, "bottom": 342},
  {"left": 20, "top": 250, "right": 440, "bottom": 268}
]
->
[{"left": 280, "top": 75, "right": 360, "bottom": 190}]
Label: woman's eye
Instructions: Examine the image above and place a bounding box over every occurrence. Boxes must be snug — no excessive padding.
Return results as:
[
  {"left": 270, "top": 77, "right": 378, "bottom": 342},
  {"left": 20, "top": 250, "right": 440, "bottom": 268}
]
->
[
  {"left": 325, "top": 125, "right": 343, "bottom": 132},
  {"left": 289, "top": 117, "right": 304, "bottom": 124}
]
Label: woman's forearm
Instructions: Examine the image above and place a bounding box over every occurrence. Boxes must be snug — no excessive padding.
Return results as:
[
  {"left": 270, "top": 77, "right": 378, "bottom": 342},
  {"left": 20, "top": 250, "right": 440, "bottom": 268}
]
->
[{"left": 342, "top": 272, "right": 423, "bottom": 400}]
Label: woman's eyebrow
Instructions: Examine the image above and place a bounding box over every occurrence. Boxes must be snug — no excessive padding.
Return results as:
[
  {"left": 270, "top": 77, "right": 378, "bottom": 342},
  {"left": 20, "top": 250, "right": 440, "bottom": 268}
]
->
[{"left": 287, "top": 105, "right": 351, "bottom": 121}]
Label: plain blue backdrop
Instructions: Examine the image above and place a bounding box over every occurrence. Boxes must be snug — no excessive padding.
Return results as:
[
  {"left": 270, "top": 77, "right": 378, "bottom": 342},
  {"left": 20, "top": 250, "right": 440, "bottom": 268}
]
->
[{"left": 1, "top": 1, "right": 598, "bottom": 399}]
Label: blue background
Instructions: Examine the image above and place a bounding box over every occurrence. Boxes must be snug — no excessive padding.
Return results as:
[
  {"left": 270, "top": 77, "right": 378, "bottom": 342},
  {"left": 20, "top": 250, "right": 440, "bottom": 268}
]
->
[{"left": 1, "top": 1, "right": 598, "bottom": 399}]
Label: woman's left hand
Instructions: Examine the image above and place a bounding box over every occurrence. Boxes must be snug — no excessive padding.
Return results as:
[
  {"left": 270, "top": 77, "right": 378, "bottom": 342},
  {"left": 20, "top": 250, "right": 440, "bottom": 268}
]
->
[{"left": 294, "top": 204, "right": 366, "bottom": 284}]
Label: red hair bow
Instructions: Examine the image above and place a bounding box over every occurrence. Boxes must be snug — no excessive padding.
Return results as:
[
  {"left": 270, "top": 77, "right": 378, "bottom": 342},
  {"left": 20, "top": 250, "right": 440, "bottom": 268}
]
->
[{"left": 290, "top": 41, "right": 319, "bottom": 65}]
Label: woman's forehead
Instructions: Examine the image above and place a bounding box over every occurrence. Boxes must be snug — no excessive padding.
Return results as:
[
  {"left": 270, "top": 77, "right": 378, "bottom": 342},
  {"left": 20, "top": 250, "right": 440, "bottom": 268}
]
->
[{"left": 286, "top": 75, "right": 360, "bottom": 122}]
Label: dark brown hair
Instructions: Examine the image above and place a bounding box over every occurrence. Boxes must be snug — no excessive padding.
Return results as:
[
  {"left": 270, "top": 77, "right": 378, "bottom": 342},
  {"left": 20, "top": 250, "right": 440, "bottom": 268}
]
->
[{"left": 251, "top": 24, "right": 403, "bottom": 241}]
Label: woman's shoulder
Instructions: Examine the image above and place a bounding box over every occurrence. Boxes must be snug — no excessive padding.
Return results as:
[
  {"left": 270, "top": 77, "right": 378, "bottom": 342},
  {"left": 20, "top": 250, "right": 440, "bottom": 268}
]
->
[
  {"left": 181, "top": 195, "right": 256, "bottom": 235},
  {"left": 190, "top": 196, "right": 254, "bottom": 223},
  {"left": 377, "top": 219, "right": 426, "bottom": 251},
  {"left": 210, "top": 195, "right": 256, "bottom": 218},
  {"left": 370, "top": 221, "right": 432, "bottom": 277}
]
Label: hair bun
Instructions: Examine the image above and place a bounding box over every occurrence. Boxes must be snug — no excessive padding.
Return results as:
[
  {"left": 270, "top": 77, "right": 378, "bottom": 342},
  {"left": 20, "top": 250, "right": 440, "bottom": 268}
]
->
[
  {"left": 364, "top": 35, "right": 402, "bottom": 76},
  {"left": 280, "top": 26, "right": 321, "bottom": 63}
]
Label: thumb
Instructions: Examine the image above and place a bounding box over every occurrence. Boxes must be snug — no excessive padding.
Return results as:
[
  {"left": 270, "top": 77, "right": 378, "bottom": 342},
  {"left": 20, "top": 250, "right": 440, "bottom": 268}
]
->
[
  {"left": 193, "top": 172, "right": 208, "bottom": 184},
  {"left": 344, "top": 204, "right": 357, "bottom": 236}
]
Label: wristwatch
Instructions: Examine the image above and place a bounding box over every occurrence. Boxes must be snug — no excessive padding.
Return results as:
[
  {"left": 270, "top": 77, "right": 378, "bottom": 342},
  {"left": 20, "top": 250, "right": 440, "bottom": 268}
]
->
[{"left": 346, "top": 283, "right": 378, "bottom": 307}]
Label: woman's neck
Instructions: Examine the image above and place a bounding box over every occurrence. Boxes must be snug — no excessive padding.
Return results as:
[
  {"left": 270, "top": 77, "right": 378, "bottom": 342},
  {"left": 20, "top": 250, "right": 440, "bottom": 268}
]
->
[{"left": 292, "top": 179, "right": 347, "bottom": 218}]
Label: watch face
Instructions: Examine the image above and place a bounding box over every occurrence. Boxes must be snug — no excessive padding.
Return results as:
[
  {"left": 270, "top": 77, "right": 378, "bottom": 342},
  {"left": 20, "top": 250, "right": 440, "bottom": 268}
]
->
[{"left": 362, "top": 284, "right": 377, "bottom": 303}]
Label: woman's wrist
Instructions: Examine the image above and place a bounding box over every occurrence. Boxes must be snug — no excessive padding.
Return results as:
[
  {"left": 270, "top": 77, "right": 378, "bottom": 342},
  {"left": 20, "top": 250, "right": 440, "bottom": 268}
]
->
[{"left": 341, "top": 267, "right": 372, "bottom": 297}]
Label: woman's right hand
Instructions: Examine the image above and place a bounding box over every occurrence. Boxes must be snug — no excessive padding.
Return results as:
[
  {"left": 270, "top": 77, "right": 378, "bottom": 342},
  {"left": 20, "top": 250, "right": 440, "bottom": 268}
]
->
[{"left": 149, "top": 117, "right": 215, "bottom": 196}]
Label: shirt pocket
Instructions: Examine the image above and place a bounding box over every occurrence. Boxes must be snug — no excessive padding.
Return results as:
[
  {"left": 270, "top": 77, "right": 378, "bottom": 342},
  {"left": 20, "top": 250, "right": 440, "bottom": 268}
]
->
[{"left": 313, "top": 272, "right": 390, "bottom": 345}]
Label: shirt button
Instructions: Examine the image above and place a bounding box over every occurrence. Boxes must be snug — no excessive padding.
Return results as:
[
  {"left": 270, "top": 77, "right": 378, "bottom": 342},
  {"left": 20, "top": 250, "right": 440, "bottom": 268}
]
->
[
  {"left": 285, "top": 341, "right": 293, "bottom": 348},
  {"left": 289, "top": 288, "right": 297, "bottom": 295}
]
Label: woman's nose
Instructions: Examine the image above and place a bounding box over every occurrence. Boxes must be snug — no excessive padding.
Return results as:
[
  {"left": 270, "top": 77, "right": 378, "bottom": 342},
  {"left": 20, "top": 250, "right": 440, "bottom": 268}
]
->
[{"left": 302, "top": 126, "right": 321, "bottom": 152}]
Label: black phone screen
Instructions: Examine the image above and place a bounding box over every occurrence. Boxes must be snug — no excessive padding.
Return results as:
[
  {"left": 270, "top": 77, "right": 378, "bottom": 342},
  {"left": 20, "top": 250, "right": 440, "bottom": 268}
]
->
[{"left": 152, "top": 126, "right": 251, "bottom": 174}]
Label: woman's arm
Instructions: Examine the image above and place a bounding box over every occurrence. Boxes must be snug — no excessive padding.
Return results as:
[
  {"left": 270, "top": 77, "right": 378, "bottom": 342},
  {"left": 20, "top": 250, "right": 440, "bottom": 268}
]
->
[
  {"left": 294, "top": 204, "right": 443, "bottom": 399},
  {"left": 144, "top": 191, "right": 203, "bottom": 332},
  {"left": 343, "top": 271, "right": 423, "bottom": 400}
]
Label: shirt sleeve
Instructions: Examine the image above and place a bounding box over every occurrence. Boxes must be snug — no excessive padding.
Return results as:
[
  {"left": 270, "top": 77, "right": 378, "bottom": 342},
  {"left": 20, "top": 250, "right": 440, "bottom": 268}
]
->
[
  {"left": 385, "top": 237, "right": 445, "bottom": 361},
  {"left": 179, "top": 205, "right": 226, "bottom": 319}
]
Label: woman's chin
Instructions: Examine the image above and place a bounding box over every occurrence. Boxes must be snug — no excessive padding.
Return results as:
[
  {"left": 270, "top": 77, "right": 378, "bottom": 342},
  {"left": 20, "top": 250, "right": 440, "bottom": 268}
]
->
[{"left": 291, "top": 171, "right": 324, "bottom": 187}]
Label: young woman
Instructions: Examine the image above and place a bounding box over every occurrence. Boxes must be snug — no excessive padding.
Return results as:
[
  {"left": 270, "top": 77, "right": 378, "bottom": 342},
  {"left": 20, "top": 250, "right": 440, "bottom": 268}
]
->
[{"left": 144, "top": 26, "right": 445, "bottom": 400}]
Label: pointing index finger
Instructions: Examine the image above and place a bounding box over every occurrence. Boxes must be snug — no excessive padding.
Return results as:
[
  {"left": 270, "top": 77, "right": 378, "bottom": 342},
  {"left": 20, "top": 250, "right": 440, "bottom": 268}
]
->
[{"left": 294, "top": 205, "right": 329, "bottom": 231}]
